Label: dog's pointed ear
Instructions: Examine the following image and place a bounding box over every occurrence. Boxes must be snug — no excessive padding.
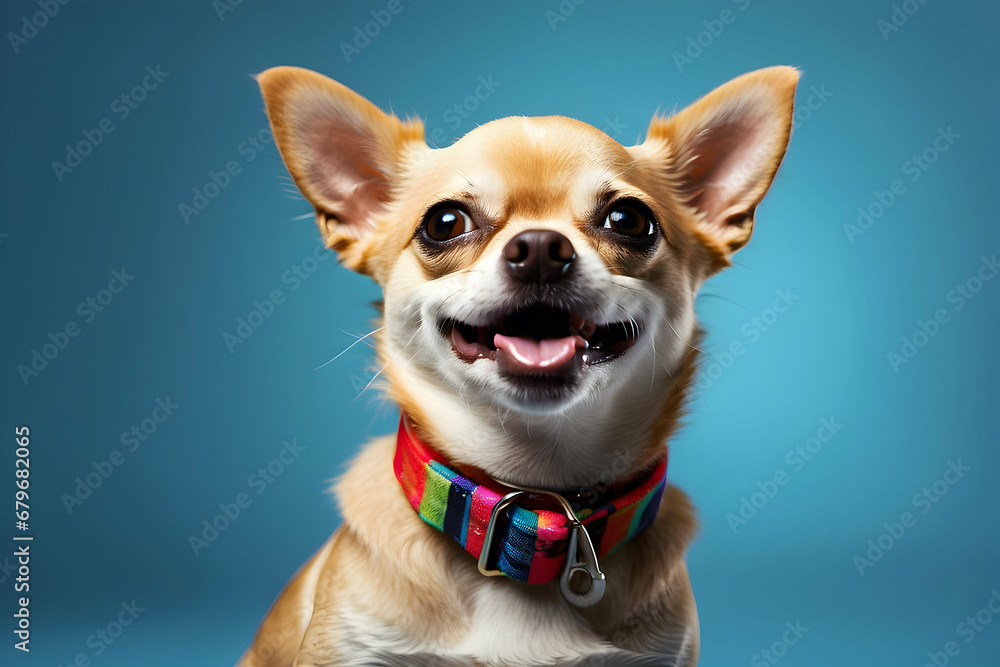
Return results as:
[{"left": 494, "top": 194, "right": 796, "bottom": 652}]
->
[
  {"left": 646, "top": 66, "right": 799, "bottom": 261},
  {"left": 257, "top": 66, "right": 425, "bottom": 274}
]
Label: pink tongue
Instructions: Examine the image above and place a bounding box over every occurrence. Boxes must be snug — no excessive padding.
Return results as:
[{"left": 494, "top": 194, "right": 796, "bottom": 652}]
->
[{"left": 494, "top": 334, "right": 585, "bottom": 371}]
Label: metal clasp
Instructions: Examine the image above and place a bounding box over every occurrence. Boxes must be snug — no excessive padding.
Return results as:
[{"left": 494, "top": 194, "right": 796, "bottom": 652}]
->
[
  {"left": 560, "top": 520, "right": 606, "bottom": 608},
  {"left": 477, "top": 483, "right": 606, "bottom": 608}
]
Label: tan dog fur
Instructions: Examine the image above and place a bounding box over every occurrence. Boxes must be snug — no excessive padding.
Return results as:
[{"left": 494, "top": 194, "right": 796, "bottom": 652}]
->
[{"left": 239, "top": 65, "right": 799, "bottom": 666}]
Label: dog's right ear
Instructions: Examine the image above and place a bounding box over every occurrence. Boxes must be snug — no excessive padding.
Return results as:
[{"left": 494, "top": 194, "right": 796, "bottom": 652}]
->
[
  {"left": 642, "top": 66, "right": 799, "bottom": 272},
  {"left": 257, "top": 67, "right": 425, "bottom": 274}
]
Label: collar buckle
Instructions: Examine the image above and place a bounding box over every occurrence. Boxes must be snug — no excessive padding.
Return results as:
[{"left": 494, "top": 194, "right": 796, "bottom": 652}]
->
[
  {"left": 477, "top": 484, "right": 606, "bottom": 608},
  {"left": 477, "top": 490, "right": 528, "bottom": 578}
]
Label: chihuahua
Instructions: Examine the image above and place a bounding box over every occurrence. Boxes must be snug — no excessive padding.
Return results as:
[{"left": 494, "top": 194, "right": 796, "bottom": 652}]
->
[{"left": 239, "top": 65, "right": 798, "bottom": 666}]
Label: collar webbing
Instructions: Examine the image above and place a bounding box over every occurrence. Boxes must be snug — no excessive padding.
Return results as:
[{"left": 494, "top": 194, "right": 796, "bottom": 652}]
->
[{"left": 392, "top": 415, "right": 667, "bottom": 585}]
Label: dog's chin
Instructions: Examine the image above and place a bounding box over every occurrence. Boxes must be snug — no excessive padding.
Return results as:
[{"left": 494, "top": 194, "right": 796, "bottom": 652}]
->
[{"left": 438, "top": 302, "right": 642, "bottom": 414}]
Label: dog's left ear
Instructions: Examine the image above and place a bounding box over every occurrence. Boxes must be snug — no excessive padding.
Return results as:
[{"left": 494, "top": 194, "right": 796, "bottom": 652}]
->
[
  {"left": 257, "top": 66, "right": 425, "bottom": 275},
  {"left": 646, "top": 66, "right": 799, "bottom": 262}
]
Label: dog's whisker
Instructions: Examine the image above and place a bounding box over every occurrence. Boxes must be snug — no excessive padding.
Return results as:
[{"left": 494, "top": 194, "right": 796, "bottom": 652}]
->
[
  {"left": 609, "top": 284, "right": 703, "bottom": 355},
  {"left": 650, "top": 326, "right": 658, "bottom": 393},
  {"left": 696, "top": 291, "right": 749, "bottom": 312},
  {"left": 311, "top": 327, "right": 384, "bottom": 371},
  {"left": 609, "top": 300, "right": 685, "bottom": 397},
  {"left": 659, "top": 313, "right": 703, "bottom": 354},
  {"left": 356, "top": 328, "right": 420, "bottom": 400}
]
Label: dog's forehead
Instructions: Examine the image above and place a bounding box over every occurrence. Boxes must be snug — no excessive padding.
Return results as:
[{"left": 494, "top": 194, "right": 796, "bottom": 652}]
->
[
  {"left": 460, "top": 115, "right": 625, "bottom": 157},
  {"left": 412, "top": 116, "right": 636, "bottom": 216}
]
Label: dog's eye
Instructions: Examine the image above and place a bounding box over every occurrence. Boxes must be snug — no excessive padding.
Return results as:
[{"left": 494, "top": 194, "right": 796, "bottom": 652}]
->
[
  {"left": 604, "top": 205, "right": 652, "bottom": 237},
  {"left": 425, "top": 207, "right": 477, "bottom": 241}
]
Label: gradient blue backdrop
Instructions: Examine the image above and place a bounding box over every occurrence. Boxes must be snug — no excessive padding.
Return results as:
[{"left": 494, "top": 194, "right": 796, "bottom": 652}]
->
[{"left": 2, "top": 1, "right": 998, "bottom": 665}]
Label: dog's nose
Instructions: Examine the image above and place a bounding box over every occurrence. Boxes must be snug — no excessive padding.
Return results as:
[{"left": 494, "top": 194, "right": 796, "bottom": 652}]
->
[{"left": 503, "top": 230, "right": 575, "bottom": 284}]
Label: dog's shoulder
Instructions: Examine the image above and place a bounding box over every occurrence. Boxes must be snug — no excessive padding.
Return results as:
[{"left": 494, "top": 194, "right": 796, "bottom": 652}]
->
[{"left": 236, "top": 535, "right": 337, "bottom": 666}]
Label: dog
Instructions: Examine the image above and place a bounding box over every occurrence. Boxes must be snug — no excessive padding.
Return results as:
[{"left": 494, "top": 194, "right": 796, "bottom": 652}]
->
[{"left": 238, "top": 65, "right": 798, "bottom": 666}]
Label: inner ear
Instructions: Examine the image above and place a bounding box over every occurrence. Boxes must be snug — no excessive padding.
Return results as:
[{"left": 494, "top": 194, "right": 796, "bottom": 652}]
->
[
  {"left": 685, "top": 116, "right": 771, "bottom": 230},
  {"left": 256, "top": 66, "right": 426, "bottom": 275},
  {"left": 646, "top": 66, "right": 800, "bottom": 258},
  {"left": 300, "top": 114, "right": 392, "bottom": 239}
]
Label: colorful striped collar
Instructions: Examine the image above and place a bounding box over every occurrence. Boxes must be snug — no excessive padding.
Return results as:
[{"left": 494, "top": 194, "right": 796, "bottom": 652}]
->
[{"left": 393, "top": 415, "right": 667, "bottom": 606}]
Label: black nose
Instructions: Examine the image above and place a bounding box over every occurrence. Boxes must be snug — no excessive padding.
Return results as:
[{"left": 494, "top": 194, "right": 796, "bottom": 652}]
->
[{"left": 503, "top": 230, "right": 575, "bottom": 284}]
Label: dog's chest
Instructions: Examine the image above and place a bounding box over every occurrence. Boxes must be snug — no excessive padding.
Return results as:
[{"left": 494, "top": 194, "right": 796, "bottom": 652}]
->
[{"left": 336, "top": 579, "right": 610, "bottom": 666}]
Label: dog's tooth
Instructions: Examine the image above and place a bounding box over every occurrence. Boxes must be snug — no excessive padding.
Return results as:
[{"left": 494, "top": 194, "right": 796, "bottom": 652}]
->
[
  {"left": 581, "top": 320, "right": 598, "bottom": 339},
  {"left": 568, "top": 313, "right": 586, "bottom": 334}
]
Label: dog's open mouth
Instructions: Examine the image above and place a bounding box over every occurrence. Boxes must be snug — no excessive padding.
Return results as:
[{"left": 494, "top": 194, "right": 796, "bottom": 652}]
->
[{"left": 440, "top": 304, "right": 640, "bottom": 377}]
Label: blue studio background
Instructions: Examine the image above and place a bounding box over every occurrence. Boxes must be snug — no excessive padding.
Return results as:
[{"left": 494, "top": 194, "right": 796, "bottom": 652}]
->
[{"left": 2, "top": 1, "right": 998, "bottom": 665}]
